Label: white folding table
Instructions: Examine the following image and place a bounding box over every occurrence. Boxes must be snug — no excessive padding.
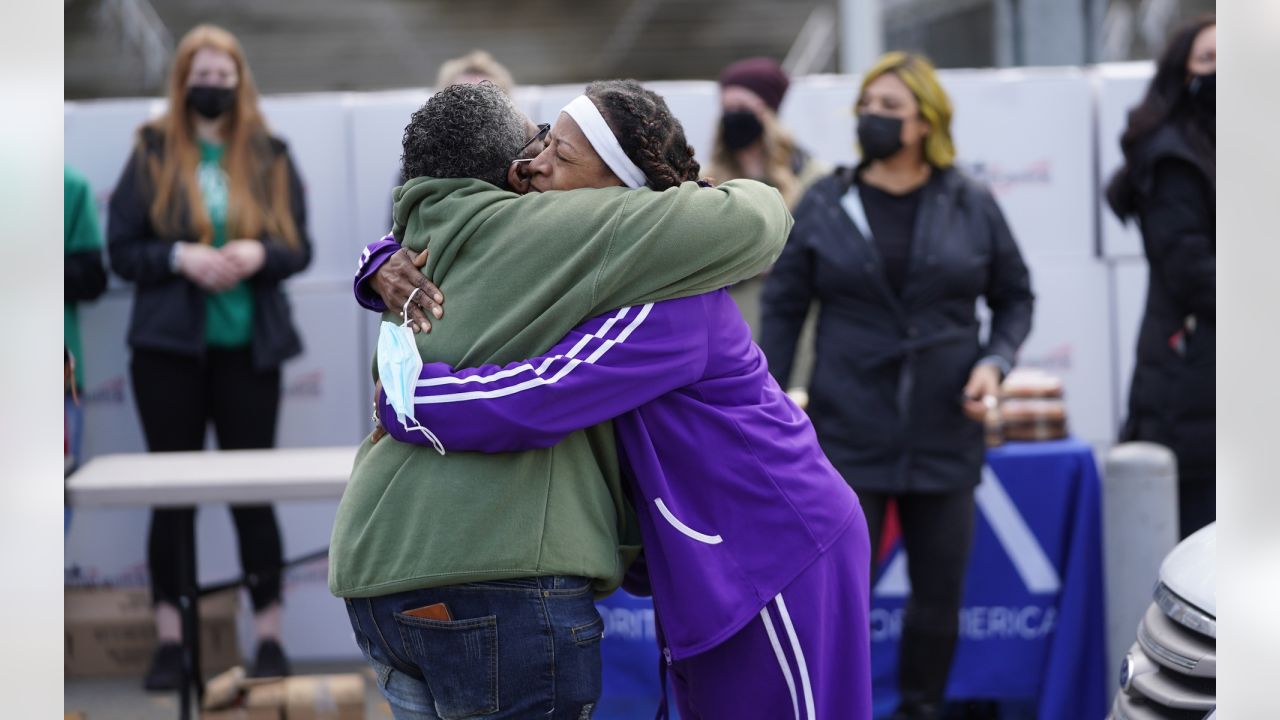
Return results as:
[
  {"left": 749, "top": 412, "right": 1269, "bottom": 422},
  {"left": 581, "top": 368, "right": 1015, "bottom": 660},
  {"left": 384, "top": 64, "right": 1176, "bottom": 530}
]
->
[{"left": 66, "top": 446, "right": 358, "bottom": 720}]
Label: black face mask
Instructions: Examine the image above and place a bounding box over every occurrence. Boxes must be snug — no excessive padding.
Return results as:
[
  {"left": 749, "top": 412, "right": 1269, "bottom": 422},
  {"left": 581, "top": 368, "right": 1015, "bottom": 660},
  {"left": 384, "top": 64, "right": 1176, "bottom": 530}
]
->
[
  {"left": 186, "top": 85, "right": 236, "bottom": 120},
  {"left": 1188, "top": 72, "right": 1215, "bottom": 114},
  {"left": 856, "top": 114, "right": 905, "bottom": 161},
  {"left": 721, "top": 110, "right": 764, "bottom": 151}
]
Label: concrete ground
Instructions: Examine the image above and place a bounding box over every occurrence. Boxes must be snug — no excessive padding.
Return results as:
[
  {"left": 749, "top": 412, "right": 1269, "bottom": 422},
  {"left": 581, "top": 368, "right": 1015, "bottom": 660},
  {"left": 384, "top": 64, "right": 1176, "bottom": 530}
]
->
[
  {"left": 65, "top": 662, "right": 1038, "bottom": 719},
  {"left": 65, "top": 661, "right": 394, "bottom": 720}
]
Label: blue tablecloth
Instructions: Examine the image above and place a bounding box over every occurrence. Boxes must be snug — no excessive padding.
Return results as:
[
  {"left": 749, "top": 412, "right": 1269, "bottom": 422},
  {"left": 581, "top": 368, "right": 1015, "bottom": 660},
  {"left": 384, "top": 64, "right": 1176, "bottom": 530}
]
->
[
  {"left": 872, "top": 438, "right": 1107, "bottom": 719},
  {"left": 593, "top": 438, "right": 1107, "bottom": 720},
  {"left": 594, "top": 590, "right": 672, "bottom": 719}
]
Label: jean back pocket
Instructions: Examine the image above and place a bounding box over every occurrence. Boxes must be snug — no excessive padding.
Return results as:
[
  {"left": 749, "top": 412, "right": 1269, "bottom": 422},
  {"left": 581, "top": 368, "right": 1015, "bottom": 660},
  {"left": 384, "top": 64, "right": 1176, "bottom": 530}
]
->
[{"left": 394, "top": 612, "right": 499, "bottom": 719}]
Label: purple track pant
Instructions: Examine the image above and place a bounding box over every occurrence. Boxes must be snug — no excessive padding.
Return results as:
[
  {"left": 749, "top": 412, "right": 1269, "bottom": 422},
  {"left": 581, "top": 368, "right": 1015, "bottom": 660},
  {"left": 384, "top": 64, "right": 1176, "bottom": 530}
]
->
[{"left": 668, "top": 509, "right": 872, "bottom": 720}]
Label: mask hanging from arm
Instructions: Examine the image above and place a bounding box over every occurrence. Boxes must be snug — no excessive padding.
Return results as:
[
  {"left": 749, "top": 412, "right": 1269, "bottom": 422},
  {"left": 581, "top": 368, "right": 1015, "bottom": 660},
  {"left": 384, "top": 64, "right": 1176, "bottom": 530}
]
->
[{"left": 376, "top": 288, "right": 446, "bottom": 455}]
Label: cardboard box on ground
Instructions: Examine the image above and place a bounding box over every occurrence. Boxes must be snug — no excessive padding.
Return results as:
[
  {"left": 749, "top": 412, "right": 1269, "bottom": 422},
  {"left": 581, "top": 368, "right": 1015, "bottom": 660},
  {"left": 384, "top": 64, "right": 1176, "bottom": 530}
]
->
[
  {"left": 201, "top": 666, "right": 365, "bottom": 720},
  {"left": 65, "top": 586, "right": 240, "bottom": 677}
]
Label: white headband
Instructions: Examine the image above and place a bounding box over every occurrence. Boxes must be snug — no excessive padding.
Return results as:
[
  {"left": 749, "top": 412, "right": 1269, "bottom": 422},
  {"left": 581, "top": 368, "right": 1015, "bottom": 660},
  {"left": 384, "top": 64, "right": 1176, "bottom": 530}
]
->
[{"left": 561, "top": 95, "right": 649, "bottom": 189}]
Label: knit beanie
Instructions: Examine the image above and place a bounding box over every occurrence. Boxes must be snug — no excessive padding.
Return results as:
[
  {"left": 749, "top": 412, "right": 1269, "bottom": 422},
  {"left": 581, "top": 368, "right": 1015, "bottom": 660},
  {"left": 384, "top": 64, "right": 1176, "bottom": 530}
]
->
[{"left": 719, "top": 57, "right": 790, "bottom": 112}]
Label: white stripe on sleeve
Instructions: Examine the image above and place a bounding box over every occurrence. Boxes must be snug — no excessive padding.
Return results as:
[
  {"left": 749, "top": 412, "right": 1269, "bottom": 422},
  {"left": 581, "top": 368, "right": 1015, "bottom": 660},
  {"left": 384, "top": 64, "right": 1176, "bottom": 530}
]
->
[
  {"left": 415, "top": 306, "right": 632, "bottom": 388},
  {"left": 413, "top": 304, "right": 653, "bottom": 405}
]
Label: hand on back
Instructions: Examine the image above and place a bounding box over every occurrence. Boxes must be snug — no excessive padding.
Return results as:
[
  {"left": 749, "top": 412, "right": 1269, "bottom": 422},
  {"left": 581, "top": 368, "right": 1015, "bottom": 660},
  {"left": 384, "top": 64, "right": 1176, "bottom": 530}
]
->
[{"left": 371, "top": 247, "right": 444, "bottom": 333}]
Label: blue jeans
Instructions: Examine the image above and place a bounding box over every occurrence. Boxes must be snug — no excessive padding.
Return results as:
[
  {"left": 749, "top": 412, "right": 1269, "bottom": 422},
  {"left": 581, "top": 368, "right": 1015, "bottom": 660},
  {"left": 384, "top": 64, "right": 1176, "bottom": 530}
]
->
[{"left": 345, "top": 576, "right": 604, "bottom": 719}]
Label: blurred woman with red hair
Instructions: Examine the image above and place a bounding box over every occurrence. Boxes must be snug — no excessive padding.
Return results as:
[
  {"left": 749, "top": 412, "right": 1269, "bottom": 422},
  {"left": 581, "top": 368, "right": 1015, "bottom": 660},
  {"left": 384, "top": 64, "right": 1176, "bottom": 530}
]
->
[{"left": 108, "top": 24, "right": 311, "bottom": 689}]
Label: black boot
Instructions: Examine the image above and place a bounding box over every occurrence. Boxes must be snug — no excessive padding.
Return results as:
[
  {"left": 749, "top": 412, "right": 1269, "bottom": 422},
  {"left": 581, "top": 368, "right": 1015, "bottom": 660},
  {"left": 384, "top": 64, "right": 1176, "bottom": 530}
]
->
[
  {"left": 142, "top": 642, "right": 184, "bottom": 692},
  {"left": 249, "top": 638, "right": 291, "bottom": 678}
]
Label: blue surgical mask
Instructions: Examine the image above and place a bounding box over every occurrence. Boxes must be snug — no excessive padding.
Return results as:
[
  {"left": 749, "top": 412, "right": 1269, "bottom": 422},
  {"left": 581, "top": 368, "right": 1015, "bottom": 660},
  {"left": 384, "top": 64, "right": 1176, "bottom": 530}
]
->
[{"left": 376, "top": 288, "right": 445, "bottom": 454}]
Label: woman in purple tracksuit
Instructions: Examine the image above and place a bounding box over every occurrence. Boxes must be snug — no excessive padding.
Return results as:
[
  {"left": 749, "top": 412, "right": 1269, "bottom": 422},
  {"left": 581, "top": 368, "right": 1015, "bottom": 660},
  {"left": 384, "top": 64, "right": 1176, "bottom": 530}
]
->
[
  {"left": 368, "top": 81, "right": 871, "bottom": 720},
  {"left": 381, "top": 293, "right": 870, "bottom": 720}
]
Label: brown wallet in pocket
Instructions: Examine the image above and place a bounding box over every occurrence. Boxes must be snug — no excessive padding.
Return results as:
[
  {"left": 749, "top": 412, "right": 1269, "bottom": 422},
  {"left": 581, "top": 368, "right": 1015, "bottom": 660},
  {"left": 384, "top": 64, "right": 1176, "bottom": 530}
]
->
[{"left": 402, "top": 602, "right": 453, "bottom": 621}]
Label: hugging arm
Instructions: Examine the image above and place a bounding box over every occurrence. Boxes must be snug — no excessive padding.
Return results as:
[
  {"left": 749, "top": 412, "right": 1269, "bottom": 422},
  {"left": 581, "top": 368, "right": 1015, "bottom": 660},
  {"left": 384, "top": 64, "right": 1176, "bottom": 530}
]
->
[
  {"left": 354, "top": 233, "right": 445, "bottom": 331},
  {"left": 379, "top": 301, "right": 706, "bottom": 453}
]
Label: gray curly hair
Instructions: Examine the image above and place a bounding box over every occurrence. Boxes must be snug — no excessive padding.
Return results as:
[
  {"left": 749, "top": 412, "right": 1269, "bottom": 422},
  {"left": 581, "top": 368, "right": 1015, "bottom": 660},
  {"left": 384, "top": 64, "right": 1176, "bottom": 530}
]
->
[{"left": 400, "top": 81, "right": 527, "bottom": 188}]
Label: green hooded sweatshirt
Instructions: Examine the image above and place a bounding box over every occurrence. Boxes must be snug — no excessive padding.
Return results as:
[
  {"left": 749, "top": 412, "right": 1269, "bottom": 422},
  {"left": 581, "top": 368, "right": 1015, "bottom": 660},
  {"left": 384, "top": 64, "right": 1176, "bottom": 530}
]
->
[{"left": 329, "top": 176, "right": 793, "bottom": 598}]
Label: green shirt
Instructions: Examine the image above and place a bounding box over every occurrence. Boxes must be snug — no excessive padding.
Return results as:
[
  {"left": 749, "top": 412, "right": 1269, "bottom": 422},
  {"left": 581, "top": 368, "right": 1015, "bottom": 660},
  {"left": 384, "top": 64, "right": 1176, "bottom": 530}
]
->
[
  {"left": 197, "top": 139, "right": 254, "bottom": 347},
  {"left": 64, "top": 166, "right": 103, "bottom": 389},
  {"left": 328, "top": 177, "right": 793, "bottom": 599}
]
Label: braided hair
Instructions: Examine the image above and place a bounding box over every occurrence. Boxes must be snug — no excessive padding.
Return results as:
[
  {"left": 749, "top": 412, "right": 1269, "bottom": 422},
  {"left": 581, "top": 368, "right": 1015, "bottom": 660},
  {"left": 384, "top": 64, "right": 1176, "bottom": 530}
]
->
[{"left": 585, "top": 80, "right": 700, "bottom": 191}]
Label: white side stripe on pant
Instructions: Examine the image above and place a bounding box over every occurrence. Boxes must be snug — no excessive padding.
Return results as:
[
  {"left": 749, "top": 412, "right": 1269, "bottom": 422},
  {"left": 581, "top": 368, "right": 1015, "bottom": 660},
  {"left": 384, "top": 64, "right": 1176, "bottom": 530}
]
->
[
  {"left": 776, "top": 594, "right": 816, "bottom": 720},
  {"left": 760, "top": 606, "right": 801, "bottom": 720}
]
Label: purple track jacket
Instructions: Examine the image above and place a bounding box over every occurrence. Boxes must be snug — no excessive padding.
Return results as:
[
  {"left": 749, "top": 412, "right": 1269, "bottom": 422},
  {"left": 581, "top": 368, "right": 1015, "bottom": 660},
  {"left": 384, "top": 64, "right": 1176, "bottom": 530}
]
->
[{"left": 378, "top": 290, "right": 863, "bottom": 660}]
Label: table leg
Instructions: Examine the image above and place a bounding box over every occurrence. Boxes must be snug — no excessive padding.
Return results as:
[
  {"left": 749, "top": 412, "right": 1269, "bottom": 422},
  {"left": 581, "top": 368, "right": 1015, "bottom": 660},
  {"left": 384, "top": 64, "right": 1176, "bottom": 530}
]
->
[{"left": 176, "top": 511, "right": 203, "bottom": 720}]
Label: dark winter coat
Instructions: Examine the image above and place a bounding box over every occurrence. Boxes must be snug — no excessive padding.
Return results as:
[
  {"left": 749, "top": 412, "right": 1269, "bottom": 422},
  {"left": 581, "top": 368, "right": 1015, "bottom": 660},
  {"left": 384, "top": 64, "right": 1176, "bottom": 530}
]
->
[
  {"left": 760, "top": 165, "right": 1034, "bottom": 493},
  {"left": 107, "top": 126, "right": 311, "bottom": 370},
  {"left": 1118, "top": 125, "right": 1215, "bottom": 485}
]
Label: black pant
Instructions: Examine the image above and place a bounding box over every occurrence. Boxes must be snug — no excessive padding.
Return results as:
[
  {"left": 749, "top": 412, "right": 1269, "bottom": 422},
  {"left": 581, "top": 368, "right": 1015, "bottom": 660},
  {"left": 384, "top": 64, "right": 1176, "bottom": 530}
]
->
[
  {"left": 861, "top": 488, "right": 976, "bottom": 716},
  {"left": 130, "top": 347, "right": 285, "bottom": 612}
]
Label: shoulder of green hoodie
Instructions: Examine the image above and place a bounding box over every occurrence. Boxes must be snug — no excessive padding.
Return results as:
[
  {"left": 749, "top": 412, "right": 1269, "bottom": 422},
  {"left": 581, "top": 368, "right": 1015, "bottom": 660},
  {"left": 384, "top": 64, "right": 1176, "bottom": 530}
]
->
[{"left": 392, "top": 177, "right": 793, "bottom": 318}]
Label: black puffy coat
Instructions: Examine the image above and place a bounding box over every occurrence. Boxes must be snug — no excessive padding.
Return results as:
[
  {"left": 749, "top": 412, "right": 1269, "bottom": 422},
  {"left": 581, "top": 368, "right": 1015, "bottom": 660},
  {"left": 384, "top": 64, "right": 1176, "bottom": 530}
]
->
[
  {"left": 1117, "top": 125, "right": 1215, "bottom": 485},
  {"left": 108, "top": 126, "right": 311, "bottom": 370},
  {"left": 761, "top": 166, "right": 1034, "bottom": 494}
]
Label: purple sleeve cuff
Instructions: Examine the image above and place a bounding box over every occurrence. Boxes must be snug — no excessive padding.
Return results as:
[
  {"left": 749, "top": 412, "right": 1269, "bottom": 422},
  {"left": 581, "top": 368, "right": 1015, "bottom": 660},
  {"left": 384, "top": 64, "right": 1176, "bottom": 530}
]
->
[
  {"left": 377, "top": 389, "right": 405, "bottom": 442},
  {"left": 353, "top": 235, "right": 401, "bottom": 313}
]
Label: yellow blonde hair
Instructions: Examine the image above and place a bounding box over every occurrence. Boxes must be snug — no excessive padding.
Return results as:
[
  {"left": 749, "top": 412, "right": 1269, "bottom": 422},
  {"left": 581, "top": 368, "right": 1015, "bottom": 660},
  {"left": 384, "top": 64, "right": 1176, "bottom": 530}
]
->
[
  {"left": 143, "top": 24, "right": 299, "bottom": 248},
  {"left": 858, "top": 51, "right": 956, "bottom": 168}
]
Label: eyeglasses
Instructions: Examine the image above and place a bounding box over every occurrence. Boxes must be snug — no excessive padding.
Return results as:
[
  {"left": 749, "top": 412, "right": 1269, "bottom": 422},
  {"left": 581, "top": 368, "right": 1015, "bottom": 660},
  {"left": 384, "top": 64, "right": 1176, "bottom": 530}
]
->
[{"left": 512, "top": 123, "right": 550, "bottom": 163}]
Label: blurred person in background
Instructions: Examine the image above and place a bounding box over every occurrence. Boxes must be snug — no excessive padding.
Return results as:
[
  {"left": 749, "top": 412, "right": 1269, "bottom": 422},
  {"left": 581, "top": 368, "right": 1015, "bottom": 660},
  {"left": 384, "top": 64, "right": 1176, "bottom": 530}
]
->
[
  {"left": 705, "top": 57, "right": 829, "bottom": 336},
  {"left": 370, "top": 80, "right": 870, "bottom": 720},
  {"left": 107, "top": 24, "right": 311, "bottom": 689},
  {"left": 65, "top": 165, "right": 108, "bottom": 530},
  {"left": 1107, "top": 15, "right": 1216, "bottom": 539},
  {"left": 760, "top": 52, "right": 1034, "bottom": 720},
  {"left": 707, "top": 57, "right": 827, "bottom": 209},
  {"left": 435, "top": 48, "right": 515, "bottom": 95}
]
